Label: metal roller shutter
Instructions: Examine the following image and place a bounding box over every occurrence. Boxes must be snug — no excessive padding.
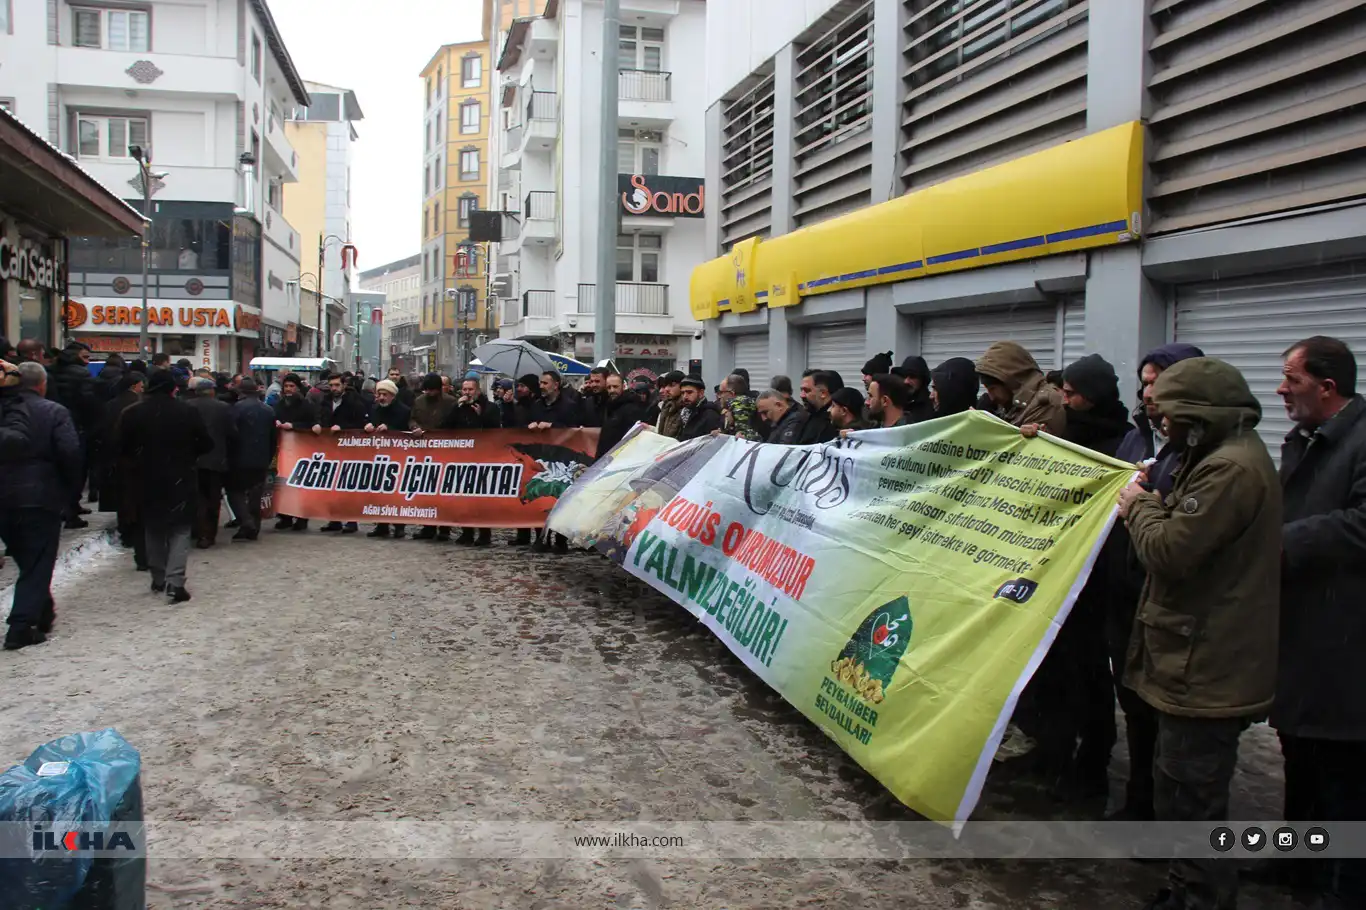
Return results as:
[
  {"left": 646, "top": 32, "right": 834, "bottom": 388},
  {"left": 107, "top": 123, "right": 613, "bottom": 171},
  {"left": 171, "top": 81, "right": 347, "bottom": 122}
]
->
[
  {"left": 806, "top": 322, "right": 867, "bottom": 383},
  {"left": 1061, "top": 297, "right": 1086, "bottom": 369},
  {"left": 1173, "top": 260, "right": 1366, "bottom": 459},
  {"left": 730, "top": 334, "right": 770, "bottom": 382},
  {"left": 919, "top": 306, "right": 1058, "bottom": 371}
]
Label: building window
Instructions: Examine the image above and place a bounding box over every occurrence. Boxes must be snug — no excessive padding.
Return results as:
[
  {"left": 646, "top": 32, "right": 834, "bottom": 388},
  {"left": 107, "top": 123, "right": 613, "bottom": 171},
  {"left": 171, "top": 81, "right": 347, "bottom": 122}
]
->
[
  {"left": 433, "top": 202, "right": 440, "bottom": 236},
  {"left": 76, "top": 115, "right": 149, "bottom": 161},
  {"left": 616, "top": 233, "right": 662, "bottom": 283},
  {"left": 424, "top": 163, "right": 430, "bottom": 196},
  {"left": 425, "top": 120, "right": 431, "bottom": 151},
  {"left": 458, "top": 194, "right": 477, "bottom": 227},
  {"left": 461, "top": 54, "right": 482, "bottom": 88},
  {"left": 251, "top": 32, "right": 262, "bottom": 82},
  {"left": 267, "top": 178, "right": 283, "bottom": 212},
  {"left": 435, "top": 112, "right": 442, "bottom": 141},
  {"left": 455, "top": 247, "right": 478, "bottom": 278},
  {"left": 619, "top": 25, "right": 664, "bottom": 71},
  {"left": 426, "top": 76, "right": 432, "bottom": 108},
  {"left": 460, "top": 148, "right": 479, "bottom": 181},
  {"left": 460, "top": 100, "right": 480, "bottom": 134},
  {"left": 1, "top": 1, "right": 10, "bottom": 34},
  {"left": 617, "top": 128, "right": 662, "bottom": 175},
  {"left": 436, "top": 68, "right": 443, "bottom": 97},
  {"left": 435, "top": 154, "right": 442, "bottom": 190},
  {"left": 73, "top": 7, "right": 150, "bottom": 51}
]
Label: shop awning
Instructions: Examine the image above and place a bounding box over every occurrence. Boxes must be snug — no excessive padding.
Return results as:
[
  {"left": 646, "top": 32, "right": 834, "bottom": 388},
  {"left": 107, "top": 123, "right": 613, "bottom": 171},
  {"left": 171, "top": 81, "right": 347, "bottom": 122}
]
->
[{"left": 0, "top": 107, "right": 146, "bottom": 238}]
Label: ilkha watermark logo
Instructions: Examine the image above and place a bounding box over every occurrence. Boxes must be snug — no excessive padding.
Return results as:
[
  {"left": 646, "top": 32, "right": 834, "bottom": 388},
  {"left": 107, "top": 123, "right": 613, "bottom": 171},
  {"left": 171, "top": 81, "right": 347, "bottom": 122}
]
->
[{"left": 30, "top": 824, "right": 138, "bottom": 854}]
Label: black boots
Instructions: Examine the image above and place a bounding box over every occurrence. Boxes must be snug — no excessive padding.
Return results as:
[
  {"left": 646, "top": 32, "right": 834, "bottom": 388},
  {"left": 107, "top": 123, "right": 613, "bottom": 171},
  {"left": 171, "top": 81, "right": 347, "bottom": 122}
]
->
[{"left": 3, "top": 624, "right": 46, "bottom": 651}]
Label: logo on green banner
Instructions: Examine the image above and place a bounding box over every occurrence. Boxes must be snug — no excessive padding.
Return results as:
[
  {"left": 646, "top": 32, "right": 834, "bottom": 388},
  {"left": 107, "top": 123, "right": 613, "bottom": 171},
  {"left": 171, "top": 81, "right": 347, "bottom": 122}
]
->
[{"left": 831, "top": 596, "right": 912, "bottom": 705}]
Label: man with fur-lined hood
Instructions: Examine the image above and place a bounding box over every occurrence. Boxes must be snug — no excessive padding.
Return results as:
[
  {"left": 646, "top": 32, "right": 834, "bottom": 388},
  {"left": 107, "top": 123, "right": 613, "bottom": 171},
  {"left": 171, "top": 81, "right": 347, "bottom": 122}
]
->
[{"left": 974, "top": 341, "right": 1066, "bottom": 435}]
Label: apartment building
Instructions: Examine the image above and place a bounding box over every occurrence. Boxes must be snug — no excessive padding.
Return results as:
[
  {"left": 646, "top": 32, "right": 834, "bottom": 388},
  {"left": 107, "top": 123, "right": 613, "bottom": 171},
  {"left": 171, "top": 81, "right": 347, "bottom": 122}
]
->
[
  {"left": 0, "top": 0, "right": 310, "bottom": 373},
  {"left": 359, "top": 253, "right": 423, "bottom": 373},
  {"left": 490, "top": 0, "right": 707, "bottom": 381},
  {"left": 695, "top": 0, "right": 1366, "bottom": 456},
  {"left": 284, "top": 80, "right": 363, "bottom": 361},
  {"left": 418, "top": 38, "right": 494, "bottom": 374}
]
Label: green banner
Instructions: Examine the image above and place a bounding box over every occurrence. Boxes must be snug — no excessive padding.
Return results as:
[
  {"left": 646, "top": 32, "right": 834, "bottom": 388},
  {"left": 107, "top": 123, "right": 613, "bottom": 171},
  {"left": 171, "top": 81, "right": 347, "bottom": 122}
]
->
[{"left": 549, "top": 412, "right": 1134, "bottom": 829}]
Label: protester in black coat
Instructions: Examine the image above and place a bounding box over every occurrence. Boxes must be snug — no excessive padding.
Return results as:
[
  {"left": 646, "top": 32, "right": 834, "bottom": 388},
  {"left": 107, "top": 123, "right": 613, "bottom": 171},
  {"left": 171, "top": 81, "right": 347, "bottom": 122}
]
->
[
  {"left": 185, "top": 378, "right": 236, "bottom": 547},
  {"left": 94, "top": 354, "right": 126, "bottom": 403},
  {"left": 1269, "top": 337, "right": 1366, "bottom": 905},
  {"left": 444, "top": 380, "right": 502, "bottom": 431},
  {"left": 319, "top": 374, "right": 369, "bottom": 430},
  {"left": 317, "top": 374, "right": 367, "bottom": 533},
  {"left": 893, "top": 356, "right": 937, "bottom": 424},
  {"left": 759, "top": 391, "right": 808, "bottom": 445},
  {"left": 226, "top": 379, "right": 277, "bottom": 542},
  {"left": 500, "top": 375, "right": 538, "bottom": 429},
  {"left": 1, "top": 361, "right": 82, "bottom": 648},
  {"left": 118, "top": 370, "right": 213, "bottom": 601},
  {"left": 529, "top": 371, "right": 582, "bottom": 428},
  {"left": 596, "top": 374, "right": 649, "bottom": 459},
  {"left": 1020, "top": 353, "right": 1132, "bottom": 801},
  {"left": 677, "top": 377, "right": 723, "bottom": 442},
  {"left": 930, "top": 358, "right": 979, "bottom": 416},
  {"left": 798, "top": 371, "right": 842, "bottom": 445},
  {"left": 442, "top": 377, "right": 502, "bottom": 546},
  {"left": 367, "top": 382, "right": 412, "bottom": 432},
  {"left": 361, "top": 380, "right": 412, "bottom": 540},
  {"left": 273, "top": 373, "right": 319, "bottom": 432},
  {"left": 578, "top": 368, "right": 610, "bottom": 428},
  {"left": 48, "top": 345, "right": 98, "bottom": 435}
]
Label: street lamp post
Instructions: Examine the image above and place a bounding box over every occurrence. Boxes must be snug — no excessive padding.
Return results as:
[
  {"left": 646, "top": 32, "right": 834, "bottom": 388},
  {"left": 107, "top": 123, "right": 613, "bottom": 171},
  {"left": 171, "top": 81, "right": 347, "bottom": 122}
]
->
[
  {"left": 318, "top": 234, "right": 356, "bottom": 358},
  {"left": 128, "top": 146, "right": 166, "bottom": 359}
]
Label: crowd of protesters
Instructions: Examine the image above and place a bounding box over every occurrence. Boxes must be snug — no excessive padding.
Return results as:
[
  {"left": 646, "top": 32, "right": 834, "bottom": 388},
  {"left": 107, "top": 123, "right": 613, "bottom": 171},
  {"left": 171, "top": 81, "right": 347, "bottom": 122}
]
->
[{"left": 3, "top": 329, "right": 1364, "bottom": 909}]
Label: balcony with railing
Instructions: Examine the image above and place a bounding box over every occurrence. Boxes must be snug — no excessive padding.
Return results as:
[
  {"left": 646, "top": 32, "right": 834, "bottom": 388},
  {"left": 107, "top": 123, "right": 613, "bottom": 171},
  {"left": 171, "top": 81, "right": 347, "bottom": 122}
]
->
[
  {"left": 518, "top": 191, "right": 556, "bottom": 246},
  {"left": 501, "top": 122, "right": 523, "bottom": 170},
  {"left": 500, "top": 289, "right": 557, "bottom": 339},
  {"left": 523, "top": 90, "right": 558, "bottom": 151},
  {"left": 264, "top": 101, "right": 299, "bottom": 182},
  {"left": 619, "top": 70, "right": 672, "bottom": 102},
  {"left": 620, "top": 68, "right": 674, "bottom": 124},
  {"left": 576, "top": 282, "right": 672, "bottom": 334}
]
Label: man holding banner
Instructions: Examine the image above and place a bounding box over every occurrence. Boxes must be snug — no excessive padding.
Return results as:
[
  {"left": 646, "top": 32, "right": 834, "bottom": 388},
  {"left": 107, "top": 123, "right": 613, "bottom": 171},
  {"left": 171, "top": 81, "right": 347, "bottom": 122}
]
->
[{"left": 444, "top": 377, "right": 501, "bottom": 547}]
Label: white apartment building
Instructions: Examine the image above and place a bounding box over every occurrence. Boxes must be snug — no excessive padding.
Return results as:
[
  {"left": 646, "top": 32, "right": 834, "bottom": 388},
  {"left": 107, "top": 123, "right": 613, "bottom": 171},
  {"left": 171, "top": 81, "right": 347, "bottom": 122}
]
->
[
  {"left": 359, "top": 253, "right": 422, "bottom": 373},
  {"left": 284, "top": 81, "right": 363, "bottom": 362},
  {"left": 490, "top": 0, "right": 707, "bottom": 381},
  {"left": 0, "top": 0, "right": 309, "bottom": 373}
]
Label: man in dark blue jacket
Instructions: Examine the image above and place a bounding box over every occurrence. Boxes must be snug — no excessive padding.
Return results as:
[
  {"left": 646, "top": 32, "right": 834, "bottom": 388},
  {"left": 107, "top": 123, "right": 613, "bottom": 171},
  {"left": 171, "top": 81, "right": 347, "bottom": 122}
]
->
[
  {"left": 1105, "top": 341, "right": 1203, "bottom": 820},
  {"left": 227, "top": 379, "right": 277, "bottom": 541},
  {"left": 2, "top": 362, "right": 83, "bottom": 649}
]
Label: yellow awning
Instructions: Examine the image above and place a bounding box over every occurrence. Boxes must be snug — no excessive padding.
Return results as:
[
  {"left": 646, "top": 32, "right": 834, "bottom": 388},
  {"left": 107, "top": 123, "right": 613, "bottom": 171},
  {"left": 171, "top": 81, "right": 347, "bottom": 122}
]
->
[{"left": 691, "top": 120, "right": 1144, "bottom": 321}]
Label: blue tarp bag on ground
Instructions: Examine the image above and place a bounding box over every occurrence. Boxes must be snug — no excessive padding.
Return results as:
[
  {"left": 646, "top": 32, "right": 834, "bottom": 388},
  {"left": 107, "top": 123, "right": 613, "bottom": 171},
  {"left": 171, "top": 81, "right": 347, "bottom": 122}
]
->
[{"left": 0, "top": 728, "right": 146, "bottom": 910}]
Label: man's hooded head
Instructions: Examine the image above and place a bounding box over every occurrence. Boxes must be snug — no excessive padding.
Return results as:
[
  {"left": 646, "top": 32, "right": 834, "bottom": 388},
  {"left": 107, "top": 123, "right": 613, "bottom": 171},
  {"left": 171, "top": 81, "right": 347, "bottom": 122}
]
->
[{"left": 930, "top": 358, "right": 979, "bottom": 416}]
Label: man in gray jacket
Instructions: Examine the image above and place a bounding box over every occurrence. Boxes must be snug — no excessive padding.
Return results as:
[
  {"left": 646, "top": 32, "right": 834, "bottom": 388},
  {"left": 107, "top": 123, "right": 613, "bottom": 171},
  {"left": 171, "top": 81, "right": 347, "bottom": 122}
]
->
[
  {"left": 2, "top": 362, "right": 81, "bottom": 650},
  {"left": 185, "top": 377, "right": 235, "bottom": 548}
]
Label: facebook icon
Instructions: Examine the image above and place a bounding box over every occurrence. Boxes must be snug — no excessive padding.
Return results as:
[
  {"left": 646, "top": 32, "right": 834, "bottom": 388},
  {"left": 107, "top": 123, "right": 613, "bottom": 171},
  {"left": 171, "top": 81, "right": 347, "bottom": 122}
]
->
[{"left": 1210, "top": 827, "right": 1236, "bottom": 853}]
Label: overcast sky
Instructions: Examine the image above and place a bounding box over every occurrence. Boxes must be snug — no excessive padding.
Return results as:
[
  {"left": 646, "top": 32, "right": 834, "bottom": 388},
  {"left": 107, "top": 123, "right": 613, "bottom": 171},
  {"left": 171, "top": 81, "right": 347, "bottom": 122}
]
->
[{"left": 270, "top": 0, "right": 483, "bottom": 272}]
